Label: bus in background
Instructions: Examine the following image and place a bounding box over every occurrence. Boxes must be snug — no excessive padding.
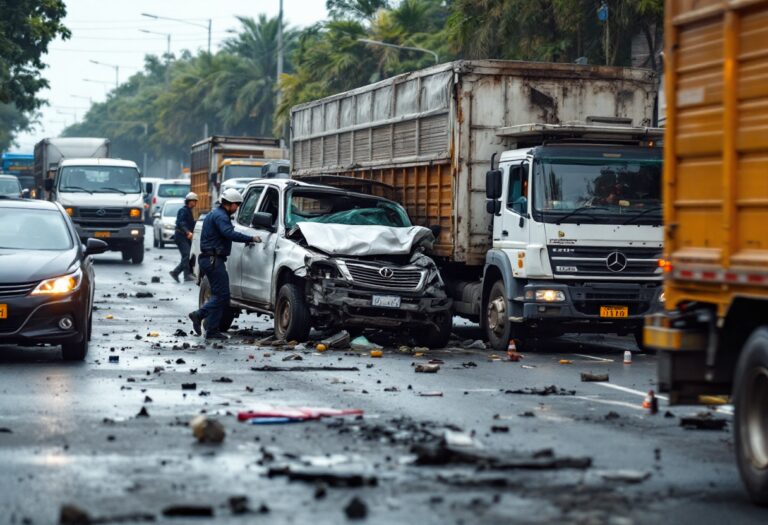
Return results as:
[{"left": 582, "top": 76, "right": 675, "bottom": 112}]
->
[{"left": 1, "top": 153, "right": 35, "bottom": 197}]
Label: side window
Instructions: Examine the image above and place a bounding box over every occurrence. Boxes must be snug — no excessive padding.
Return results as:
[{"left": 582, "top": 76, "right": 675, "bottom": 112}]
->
[
  {"left": 506, "top": 162, "right": 529, "bottom": 215},
  {"left": 258, "top": 187, "right": 280, "bottom": 227},
  {"left": 237, "top": 187, "right": 264, "bottom": 226}
]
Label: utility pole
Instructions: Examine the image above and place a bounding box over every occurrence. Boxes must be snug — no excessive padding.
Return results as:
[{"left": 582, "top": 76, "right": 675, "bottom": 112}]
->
[
  {"left": 598, "top": 2, "right": 609, "bottom": 65},
  {"left": 90, "top": 59, "right": 120, "bottom": 88},
  {"left": 277, "top": 0, "right": 285, "bottom": 146},
  {"left": 142, "top": 13, "right": 211, "bottom": 55}
]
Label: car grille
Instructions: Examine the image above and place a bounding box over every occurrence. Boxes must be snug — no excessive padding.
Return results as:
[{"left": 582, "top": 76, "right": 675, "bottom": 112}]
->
[
  {"left": 342, "top": 261, "right": 425, "bottom": 292},
  {"left": 79, "top": 207, "right": 127, "bottom": 220},
  {"left": 0, "top": 281, "right": 37, "bottom": 298},
  {"left": 547, "top": 245, "right": 662, "bottom": 279}
]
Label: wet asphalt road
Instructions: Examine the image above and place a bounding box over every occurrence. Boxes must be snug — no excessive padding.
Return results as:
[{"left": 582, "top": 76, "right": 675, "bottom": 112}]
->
[{"left": 1, "top": 232, "right": 767, "bottom": 524}]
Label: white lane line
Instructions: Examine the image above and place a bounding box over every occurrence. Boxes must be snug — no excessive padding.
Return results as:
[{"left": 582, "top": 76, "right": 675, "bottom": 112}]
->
[
  {"left": 594, "top": 382, "right": 669, "bottom": 401},
  {"left": 573, "top": 354, "right": 614, "bottom": 362},
  {"left": 572, "top": 395, "right": 645, "bottom": 411}
]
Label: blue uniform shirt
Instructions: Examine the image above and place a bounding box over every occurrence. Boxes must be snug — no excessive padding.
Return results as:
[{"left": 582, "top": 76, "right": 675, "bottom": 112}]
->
[
  {"left": 175, "top": 205, "right": 196, "bottom": 236},
  {"left": 199, "top": 206, "right": 252, "bottom": 257}
]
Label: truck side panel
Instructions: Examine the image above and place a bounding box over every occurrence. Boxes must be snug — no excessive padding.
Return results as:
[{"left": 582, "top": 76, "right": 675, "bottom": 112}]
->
[{"left": 664, "top": 0, "right": 768, "bottom": 313}]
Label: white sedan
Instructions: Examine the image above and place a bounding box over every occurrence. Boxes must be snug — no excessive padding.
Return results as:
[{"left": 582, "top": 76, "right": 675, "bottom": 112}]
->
[{"left": 152, "top": 199, "right": 185, "bottom": 248}]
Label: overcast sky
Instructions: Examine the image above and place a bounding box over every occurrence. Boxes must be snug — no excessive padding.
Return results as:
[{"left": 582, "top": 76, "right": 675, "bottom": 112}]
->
[{"left": 13, "top": 0, "right": 329, "bottom": 152}]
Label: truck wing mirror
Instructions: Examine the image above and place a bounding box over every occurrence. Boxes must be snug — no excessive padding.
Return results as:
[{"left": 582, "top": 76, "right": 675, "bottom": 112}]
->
[
  {"left": 486, "top": 200, "right": 501, "bottom": 215},
  {"left": 251, "top": 211, "right": 275, "bottom": 232},
  {"left": 486, "top": 169, "right": 502, "bottom": 199},
  {"left": 44, "top": 179, "right": 53, "bottom": 192}
]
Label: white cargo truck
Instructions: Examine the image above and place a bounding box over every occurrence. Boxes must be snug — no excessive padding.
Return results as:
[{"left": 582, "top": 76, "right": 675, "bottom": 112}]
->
[{"left": 291, "top": 60, "right": 664, "bottom": 351}]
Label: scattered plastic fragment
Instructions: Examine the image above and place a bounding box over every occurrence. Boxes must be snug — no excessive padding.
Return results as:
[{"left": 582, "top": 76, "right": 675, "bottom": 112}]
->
[
  {"left": 415, "top": 364, "right": 440, "bottom": 373},
  {"left": 350, "top": 336, "right": 381, "bottom": 352},
  {"left": 320, "top": 330, "right": 351, "bottom": 349},
  {"left": 580, "top": 372, "right": 609, "bottom": 382},
  {"left": 370, "top": 350, "right": 383, "bottom": 358},
  {"left": 559, "top": 359, "right": 572, "bottom": 365}
]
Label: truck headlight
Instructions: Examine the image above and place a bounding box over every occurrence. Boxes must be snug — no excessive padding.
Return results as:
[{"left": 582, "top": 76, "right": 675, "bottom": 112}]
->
[
  {"left": 658, "top": 292, "right": 666, "bottom": 303},
  {"left": 535, "top": 289, "right": 566, "bottom": 302},
  {"left": 32, "top": 268, "right": 83, "bottom": 295}
]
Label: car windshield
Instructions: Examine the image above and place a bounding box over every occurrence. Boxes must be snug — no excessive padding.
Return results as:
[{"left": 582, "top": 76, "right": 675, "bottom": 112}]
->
[
  {"left": 285, "top": 189, "right": 411, "bottom": 229},
  {"left": 223, "top": 165, "right": 263, "bottom": 181},
  {"left": 59, "top": 165, "right": 141, "bottom": 194},
  {"left": 0, "top": 208, "right": 73, "bottom": 250},
  {"left": 163, "top": 202, "right": 184, "bottom": 217},
  {"left": 0, "top": 178, "right": 21, "bottom": 194},
  {"left": 532, "top": 154, "right": 662, "bottom": 225},
  {"left": 158, "top": 184, "right": 189, "bottom": 198}
]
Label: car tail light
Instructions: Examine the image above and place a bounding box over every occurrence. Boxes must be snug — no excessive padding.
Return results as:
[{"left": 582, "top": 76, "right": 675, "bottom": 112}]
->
[{"left": 152, "top": 196, "right": 157, "bottom": 204}]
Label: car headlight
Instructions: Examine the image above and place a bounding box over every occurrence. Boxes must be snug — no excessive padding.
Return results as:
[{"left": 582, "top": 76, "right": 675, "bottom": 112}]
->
[
  {"left": 534, "top": 289, "right": 566, "bottom": 302},
  {"left": 31, "top": 268, "right": 83, "bottom": 295},
  {"left": 163, "top": 223, "right": 176, "bottom": 230}
]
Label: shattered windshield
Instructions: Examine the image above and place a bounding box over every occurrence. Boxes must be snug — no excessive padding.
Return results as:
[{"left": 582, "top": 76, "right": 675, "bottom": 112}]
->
[
  {"left": 532, "top": 153, "right": 662, "bottom": 225},
  {"left": 285, "top": 188, "right": 411, "bottom": 229}
]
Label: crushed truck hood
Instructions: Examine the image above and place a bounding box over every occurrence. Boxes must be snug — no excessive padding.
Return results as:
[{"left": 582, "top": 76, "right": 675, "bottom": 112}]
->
[{"left": 296, "top": 223, "right": 434, "bottom": 256}]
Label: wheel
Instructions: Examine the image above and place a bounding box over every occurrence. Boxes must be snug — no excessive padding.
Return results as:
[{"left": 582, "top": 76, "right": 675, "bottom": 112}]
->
[
  {"left": 198, "top": 277, "right": 237, "bottom": 332},
  {"left": 413, "top": 312, "right": 453, "bottom": 349},
  {"left": 734, "top": 327, "right": 768, "bottom": 506},
  {"left": 121, "top": 250, "right": 131, "bottom": 261},
  {"left": 485, "top": 279, "right": 515, "bottom": 352},
  {"left": 87, "top": 310, "right": 92, "bottom": 342},
  {"left": 159, "top": 240, "right": 165, "bottom": 249},
  {"left": 62, "top": 315, "right": 89, "bottom": 361},
  {"left": 153, "top": 235, "right": 159, "bottom": 248},
  {"left": 131, "top": 245, "right": 144, "bottom": 264},
  {"left": 274, "top": 283, "right": 311, "bottom": 342}
]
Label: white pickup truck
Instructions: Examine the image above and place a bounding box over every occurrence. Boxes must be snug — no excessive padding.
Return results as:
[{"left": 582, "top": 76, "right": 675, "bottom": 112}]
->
[{"left": 190, "top": 179, "right": 452, "bottom": 346}]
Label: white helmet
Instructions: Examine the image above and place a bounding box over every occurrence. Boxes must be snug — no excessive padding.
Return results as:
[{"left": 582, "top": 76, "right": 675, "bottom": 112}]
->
[
  {"left": 220, "top": 188, "right": 243, "bottom": 204},
  {"left": 185, "top": 192, "right": 199, "bottom": 201}
]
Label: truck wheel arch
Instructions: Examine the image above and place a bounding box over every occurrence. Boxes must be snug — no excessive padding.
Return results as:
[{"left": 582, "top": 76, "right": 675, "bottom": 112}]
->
[{"left": 482, "top": 250, "right": 523, "bottom": 326}]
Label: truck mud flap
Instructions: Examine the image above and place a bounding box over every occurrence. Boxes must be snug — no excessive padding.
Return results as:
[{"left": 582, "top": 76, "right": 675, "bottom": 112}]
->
[{"left": 659, "top": 350, "right": 730, "bottom": 405}]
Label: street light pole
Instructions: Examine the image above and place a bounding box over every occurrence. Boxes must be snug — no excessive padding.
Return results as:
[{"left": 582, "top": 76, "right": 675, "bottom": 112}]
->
[
  {"left": 358, "top": 38, "right": 439, "bottom": 64},
  {"left": 141, "top": 13, "right": 211, "bottom": 54},
  {"left": 277, "top": 0, "right": 285, "bottom": 146},
  {"left": 90, "top": 59, "right": 120, "bottom": 88}
]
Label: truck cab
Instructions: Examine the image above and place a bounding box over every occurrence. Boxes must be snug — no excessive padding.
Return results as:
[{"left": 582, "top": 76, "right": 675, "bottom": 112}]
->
[
  {"left": 47, "top": 158, "right": 145, "bottom": 264},
  {"left": 483, "top": 133, "right": 664, "bottom": 350}
]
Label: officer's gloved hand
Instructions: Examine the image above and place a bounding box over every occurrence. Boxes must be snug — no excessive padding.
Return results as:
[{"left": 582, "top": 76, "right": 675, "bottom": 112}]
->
[{"left": 251, "top": 236, "right": 262, "bottom": 244}]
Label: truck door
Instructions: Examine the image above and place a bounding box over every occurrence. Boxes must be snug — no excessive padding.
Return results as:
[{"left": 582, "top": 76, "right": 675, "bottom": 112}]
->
[
  {"left": 494, "top": 160, "right": 530, "bottom": 253},
  {"left": 230, "top": 186, "right": 264, "bottom": 297},
  {"left": 239, "top": 187, "right": 280, "bottom": 306}
]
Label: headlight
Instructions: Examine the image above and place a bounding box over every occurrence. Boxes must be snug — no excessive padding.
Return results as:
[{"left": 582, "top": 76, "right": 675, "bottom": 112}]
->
[
  {"left": 32, "top": 268, "right": 83, "bottom": 295},
  {"left": 129, "top": 208, "right": 142, "bottom": 219},
  {"left": 163, "top": 223, "right": 176, "bottom": 230},
  {"left": 658, "top": 292, "right": 666, "bottom": 303},
  {"left": 65, "top": 207, "right": 74, "bottom": 216},
  {"left": 535, "top": 289, "right": 566, "bottom": 302}
]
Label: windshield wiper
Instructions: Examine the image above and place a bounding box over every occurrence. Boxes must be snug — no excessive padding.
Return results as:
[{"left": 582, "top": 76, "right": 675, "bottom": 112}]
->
[
  {"left": 61, "top": 186, "right": 93, "bottom": 194},
  {"left": 552, "top": 206, "right": 608, "bottom": 223},
  {"left": 622, "top": 206, "right": 662, "bottom": 225},
  {"left": 97, "top": 187, "right": 128, "bottom": 195}
]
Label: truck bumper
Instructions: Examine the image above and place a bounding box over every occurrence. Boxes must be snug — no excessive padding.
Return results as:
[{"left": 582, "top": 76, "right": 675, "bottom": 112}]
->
[
  {"left": 310, "top": 282, "right": 453, "bottom": 329},
  {"left": 519, "top": 281, "right": 663, "bottom": 334},
  {"left": 73, "top": 223, "right": 145, "bottom": 251}
]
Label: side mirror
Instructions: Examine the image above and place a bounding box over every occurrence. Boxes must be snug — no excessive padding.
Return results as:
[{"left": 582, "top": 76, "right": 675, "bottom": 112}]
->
[
  {"left": 485, "top": 169, "right": 502, "bottom": 199},
  {"left": 84, "top": 238, "right": 109, "bottom": 256},
  {"left": 251, "top": 211, "right": 275, "bottom": 231},
  {"left": 21, "top": 189, "right": 30, "bottom": 197},
  {"left": 486, "top": 200, "right": 501, "bottom": 215},
  {"left": 44, "top": 179, "right": 53, "bottom": 192},
  {"left": 153, "top": 212, "right": 161, "bottom": 220}
]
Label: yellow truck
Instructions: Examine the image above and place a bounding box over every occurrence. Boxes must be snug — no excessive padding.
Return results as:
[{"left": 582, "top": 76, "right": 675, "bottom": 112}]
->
[{"left": 645, "top": 0, "right": 768, "bottom": 504}]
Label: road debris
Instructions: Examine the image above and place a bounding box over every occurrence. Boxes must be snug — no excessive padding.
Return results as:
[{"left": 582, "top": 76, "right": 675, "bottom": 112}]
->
[
  {"left": 268, "top": 466, "right": 377, "bottom": 488},
  {"left": 419, "top": 391, "right": 443, "bottom": 397},
  {"left": 623, "top": 350, "right": 632, "bottom": 364},
  {"left": 415, "top": 364, "right": 440, "bottom": 373},
  {"left": 162, "top": 505, "right": 214, "bottom": 517},
  {"left": 462, "top": 339, "right": 486, "bottom": 350},
  {"left": 212, "top": 376, "right": 233, "bottom": 383},
  {"left": 321, "top": 330, "right": 351, "bottom": 349},
  {"left": 251, "top": 365, "right": 360, "bottom": 372},
  {"left": 643, "top": 390, "right": 659, "bottom": 414},
  {"left": 108, "top": 355, "right": 119, "bottom": 363},
  {"left": 228, "top": 496, "right": 251, "bottom": 515},
  {"left": 507, "top": 340, "right": 523, "bottom": 361},
  {"left": 598, "top": 469, "right": 652, "bottom": 483},
  {"left": 316, "top": 343, "right": 328, "bottom": 352},
  {"left": 190, "top": 415, "right": 226, "bottom": 444},
  {"left": 504, "top": 385, "right": 575, "bottom": 396},
  {"left": 680, "top": 413, "right": 728, "bottom": 431},
  {"left": 151, "top": 276, "right": 161, "bottom": 283},
  {"left": 351, "top": 335, "right": 381, "bottom": 352},
  {"left": 238, "top": 407, "right": 364, "bottom": 423},
  {"left": 181, "top": 383, "right": 197, "bottom": 390},
  {"left": 559, "top": 359, "right": 573, "bottom": 365},
  {"left": 344, "top": 497, "right": 368, "bottom": 520},
  {"left": 580, "top": 372, "right": 609, "bottom": 382},
  {"left": 136, "top": 407, "right": 150, "bottom": 418},
  {"left": 370, "top": 349, "right": 383, "bottom": 358},
  {"left": 135, "top": 291, "right": 153, "bottom": 299},
  {"left": 282, "top": 353, "right": 304, "bottom": 361}
]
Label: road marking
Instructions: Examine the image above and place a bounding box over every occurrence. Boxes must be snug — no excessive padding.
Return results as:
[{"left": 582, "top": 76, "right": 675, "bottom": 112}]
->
[
  {"left": 572, "top": 395, "right": 645, "bottom": 411},
  {"left": 593, "top": 382, "right": 669, "bottom": 401},
  {"left": 572, "top": 354, "right": 614, "bottom": 362}
]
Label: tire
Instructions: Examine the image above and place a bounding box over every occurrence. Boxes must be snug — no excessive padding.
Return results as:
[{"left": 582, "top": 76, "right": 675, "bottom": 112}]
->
[
  {"left": 734, "top": 327, "right": 768, "bottom": 506},
  {"left": 485, "top": 279, "right": 516, "bottom": 352},
  {"left": 62, "top": 315, "right": 89, "bottom": 361},
  {"left": 152, "top": 236, "right": 158, "bottom": 248},
  {"left": 414, "top": 312, "right": 453, "bottom": 349},
  {"left": 274, "top": 283, "right": 311, "bottom": 342},
  {"left": 198, "top": 277, "right": 237, "bottom": 332},
  {"left": 159, "top": 240, "right": 165, "bottom": 249},
  {"left": 131, "top": 245, "right": 144, "bottom": 264},
  {"left": 121, "top": 250, "right": 131, "bottom": 261}
]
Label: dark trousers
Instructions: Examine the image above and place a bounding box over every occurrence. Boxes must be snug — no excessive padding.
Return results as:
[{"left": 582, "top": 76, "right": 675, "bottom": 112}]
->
[
  {"left": 172, "top": 235, "right": 191, "bottom": 277},
  {"left": 195, "top": 255, "right": 229, "bottom": 334}
]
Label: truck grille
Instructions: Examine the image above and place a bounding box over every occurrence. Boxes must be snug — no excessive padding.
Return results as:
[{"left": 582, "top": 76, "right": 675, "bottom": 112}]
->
[
  {"left": 547, "top": 245, "right": 662, "bottom": 279},
  {"left": 342, "top": 261, "right": 425, "bottom": 292},
  {"left": 570, "top": 283, "right": 658, "bottom": 317},
  {"left": 79, "top": 207, "right": 127, "bottom": 220},
  {"left": 0, "top": 281, "right": 37, "bottom": 298}
]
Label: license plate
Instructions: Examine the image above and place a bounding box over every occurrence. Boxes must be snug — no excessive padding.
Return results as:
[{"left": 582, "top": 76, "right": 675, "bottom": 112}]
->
[
  {"left": 94, "top": 231, "right": 111, "bottom": 238},
  {"left": 600, "top": 305, "right": 629, "bottom": 318},
  {"left": 372, "top": 295, "right": 401, "bottom": 308},
  {"left": 0, "top": 304, "right": 6, "bottom": 319}
]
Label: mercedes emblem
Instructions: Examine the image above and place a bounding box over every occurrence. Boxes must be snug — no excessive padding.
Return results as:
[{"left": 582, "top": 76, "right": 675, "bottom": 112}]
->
[
  {"left": 606, "top": 251, "right": 628, "bottom": 272},
  {"left": 378, "top": 267, "right": 394, "bottom": 279}
]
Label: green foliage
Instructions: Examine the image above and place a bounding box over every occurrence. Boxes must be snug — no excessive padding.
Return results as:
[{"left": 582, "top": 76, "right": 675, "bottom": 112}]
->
[
  {"left": 0, "top": 0, "right": 70, "bottom": 112},
  {"left": 0, "top": 103, "right": 32, "bottom": 152}
]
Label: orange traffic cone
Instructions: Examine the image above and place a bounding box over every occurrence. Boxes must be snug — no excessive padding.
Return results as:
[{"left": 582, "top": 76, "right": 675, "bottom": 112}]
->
[
  {"left": 642, "top": 390, "right": 659, "bottom": 414},
  {"left": 507, "top": 340, "right": 522, "bottom": 362}
]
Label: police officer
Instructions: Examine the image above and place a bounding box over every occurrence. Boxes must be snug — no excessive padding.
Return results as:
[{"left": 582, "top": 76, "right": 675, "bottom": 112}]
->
[
  {"left": 188, "top": 188, "right": 260, "bottom": 340},
  {"left": 170, "top": 192, "right": 198, "bottom": 282}
]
